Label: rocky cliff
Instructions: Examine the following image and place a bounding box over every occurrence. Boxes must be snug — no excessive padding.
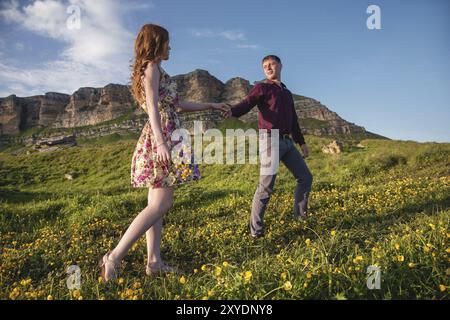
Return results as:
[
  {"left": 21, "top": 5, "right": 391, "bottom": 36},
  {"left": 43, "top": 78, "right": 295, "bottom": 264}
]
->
[{"left": 0, "top": 69, "right": 384, "bottom": 141}]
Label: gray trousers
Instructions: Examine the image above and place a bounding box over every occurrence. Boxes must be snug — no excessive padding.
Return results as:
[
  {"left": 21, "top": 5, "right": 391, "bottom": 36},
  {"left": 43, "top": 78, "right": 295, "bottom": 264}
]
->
[{"left": 250, "top": 137, "right": 313, "bottom": 237}]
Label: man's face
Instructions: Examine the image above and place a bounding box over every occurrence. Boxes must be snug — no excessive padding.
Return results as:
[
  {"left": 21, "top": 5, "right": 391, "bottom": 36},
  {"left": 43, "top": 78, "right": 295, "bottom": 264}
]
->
[{"left": 262, "top": 58, "right": 282, "bottom": 81}]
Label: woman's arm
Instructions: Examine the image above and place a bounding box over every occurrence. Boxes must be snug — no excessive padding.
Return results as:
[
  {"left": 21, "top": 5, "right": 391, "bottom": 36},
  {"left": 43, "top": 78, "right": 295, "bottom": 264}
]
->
[
  {"left": 177, "top": 101, "right": 212, "bottom": 112},
  {"left": 177, "top": 101, "right": 230, "bottom": 115},
  {"left": 143, "top": 62, "right": 171, "bottom": 165}
]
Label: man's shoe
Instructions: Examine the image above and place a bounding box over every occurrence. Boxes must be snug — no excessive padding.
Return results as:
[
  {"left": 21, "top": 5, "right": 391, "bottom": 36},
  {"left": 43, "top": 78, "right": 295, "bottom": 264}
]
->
[
  {"left": 293, "top": 212, "right": 308, "bottom": 221},
  {"left": 248, "top": 222, "right": 264, "bottom": 240}
]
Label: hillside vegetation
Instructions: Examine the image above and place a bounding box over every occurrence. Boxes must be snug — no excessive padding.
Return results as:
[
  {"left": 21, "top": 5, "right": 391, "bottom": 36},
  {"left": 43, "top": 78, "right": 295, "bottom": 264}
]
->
[{"left": 0, "top": 132, "right": 449, "bottom": 300}]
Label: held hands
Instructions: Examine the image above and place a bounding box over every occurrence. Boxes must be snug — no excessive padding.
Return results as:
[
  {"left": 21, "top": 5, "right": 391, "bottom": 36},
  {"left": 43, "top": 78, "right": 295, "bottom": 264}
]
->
[
  {"left": 210, "top": 102, "right": 232, "bottom": 118},
  {"left": 156, "top": 141, "right": 171, "bottom": 166}
]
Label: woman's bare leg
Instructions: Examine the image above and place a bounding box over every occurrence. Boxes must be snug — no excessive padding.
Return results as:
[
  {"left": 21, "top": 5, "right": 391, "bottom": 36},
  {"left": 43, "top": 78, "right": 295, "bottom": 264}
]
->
[
  {"left": 108, "top": 187, "right": 173, "bottom": 264},
  {"left": 146, "top": 189, "right": 163, "bottom": 264}
]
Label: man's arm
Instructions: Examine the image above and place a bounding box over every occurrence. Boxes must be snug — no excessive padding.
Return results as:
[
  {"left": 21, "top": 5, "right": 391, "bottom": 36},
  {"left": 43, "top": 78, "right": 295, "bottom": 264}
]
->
[
  {"left": 291, "top": 104, "right": 310, "bottom": 157},
  {"left": 291, "top": 105, "right": 306, "bottom": 146},
  {"left": 230, "top": 84, "right": 264, "bottom": 118}
]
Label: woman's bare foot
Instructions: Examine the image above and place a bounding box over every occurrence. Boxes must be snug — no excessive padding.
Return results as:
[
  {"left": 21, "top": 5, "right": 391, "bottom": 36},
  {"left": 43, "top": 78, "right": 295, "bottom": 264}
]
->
[
  {"left": 99, "top": 252, "right": 119, "bottom": 282},
  {"left": 145, "top": 260, "right": 178, "bottom": 276}
]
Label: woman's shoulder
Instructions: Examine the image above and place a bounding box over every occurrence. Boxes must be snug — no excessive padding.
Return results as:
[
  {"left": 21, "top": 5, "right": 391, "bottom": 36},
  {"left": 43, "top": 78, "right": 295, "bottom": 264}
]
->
[
  {"left": 143, "top": 62, "right": 162, "bottom": 78},
  {"left": 141, "top": 63, "right": 168, "bottom": 90}
]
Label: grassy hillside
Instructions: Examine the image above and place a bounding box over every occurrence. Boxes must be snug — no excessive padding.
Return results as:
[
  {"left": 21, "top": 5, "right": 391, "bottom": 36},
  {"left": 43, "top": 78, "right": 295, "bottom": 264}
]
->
[{"left": 0, "top": 133, "right": 449, "bottom": 300}]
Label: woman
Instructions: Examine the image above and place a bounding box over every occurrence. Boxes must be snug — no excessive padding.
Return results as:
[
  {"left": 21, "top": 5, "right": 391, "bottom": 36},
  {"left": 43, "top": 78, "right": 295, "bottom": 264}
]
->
[{"left": 99, "top": 24, "right": 228, "bottom": 281}]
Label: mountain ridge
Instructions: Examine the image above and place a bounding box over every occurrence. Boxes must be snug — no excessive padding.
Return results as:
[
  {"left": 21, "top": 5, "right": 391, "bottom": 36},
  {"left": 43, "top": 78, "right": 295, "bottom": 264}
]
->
[{"left": 0, "top": 69, "right": 386, "bottom": 140}]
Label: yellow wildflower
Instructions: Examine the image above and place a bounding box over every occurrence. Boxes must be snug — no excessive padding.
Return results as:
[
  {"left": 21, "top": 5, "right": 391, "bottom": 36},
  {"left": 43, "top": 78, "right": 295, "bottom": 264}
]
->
[
  {"left": 20, "top": 278, "right": 32, "bottom": 286},
  {"left": 72, "top": 289, "right": 81, "bottom": 299},
  {"left": 243, "top": 271, "right": 252, "bottom": 283},
  {"left": 283, "top": 281, "right": 293, "bottom": 291},
  {"left": 9, "top": 287, "right": 20, "bottom": 300}
]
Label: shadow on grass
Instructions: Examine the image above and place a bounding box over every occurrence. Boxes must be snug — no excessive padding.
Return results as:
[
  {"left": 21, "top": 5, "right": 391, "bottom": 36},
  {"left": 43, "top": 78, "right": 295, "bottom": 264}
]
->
[
  {"left": 164, "top": 194, "right": 450, "bottom": 268},
  {"left": 172, "top": 188, "right": 243, "bottom": 215},
  {"left": 0, "top": 188, "right": 55, "bottom": 204},
  {"left": 272, "top": 194, "right": 450, "bottom": 251}
]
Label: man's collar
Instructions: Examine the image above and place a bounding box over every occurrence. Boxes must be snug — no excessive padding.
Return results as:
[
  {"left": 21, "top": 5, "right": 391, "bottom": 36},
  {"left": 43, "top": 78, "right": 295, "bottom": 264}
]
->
[{"left": 264, "top": 78, "right": 286, "bottom": 89}]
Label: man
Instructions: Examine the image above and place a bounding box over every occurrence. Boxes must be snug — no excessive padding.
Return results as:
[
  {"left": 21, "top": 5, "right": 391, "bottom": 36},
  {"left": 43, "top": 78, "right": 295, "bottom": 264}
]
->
[{"left": 224, "top": 55, "right": 313, "bottom": 239}]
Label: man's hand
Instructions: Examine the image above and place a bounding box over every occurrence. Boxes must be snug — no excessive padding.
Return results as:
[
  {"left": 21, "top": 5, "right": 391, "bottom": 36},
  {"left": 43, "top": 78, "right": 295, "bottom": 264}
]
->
[{"left": 300, "top": 143, "right": 310, "bottom": 158}]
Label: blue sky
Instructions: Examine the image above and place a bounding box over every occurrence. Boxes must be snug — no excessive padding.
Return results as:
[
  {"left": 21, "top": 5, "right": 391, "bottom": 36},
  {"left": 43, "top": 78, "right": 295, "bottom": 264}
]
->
[{"left": 0, "top": 0, "right": 449, "bottom": 142}]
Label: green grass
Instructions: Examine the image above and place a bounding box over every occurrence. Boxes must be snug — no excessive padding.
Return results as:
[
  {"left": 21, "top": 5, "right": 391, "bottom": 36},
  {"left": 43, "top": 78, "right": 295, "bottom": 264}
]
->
[
  {"left": 0, "top": 133, "right": 449, "bottom": 300},
  {"left": 16, "top": 126, "right": 47, "bottom": 137},
  {"left": 217, "top": 117, "right": 258, "bottom": 132},
  {"left": 300, "top": 117, "right": 329, "bottom": 129}
]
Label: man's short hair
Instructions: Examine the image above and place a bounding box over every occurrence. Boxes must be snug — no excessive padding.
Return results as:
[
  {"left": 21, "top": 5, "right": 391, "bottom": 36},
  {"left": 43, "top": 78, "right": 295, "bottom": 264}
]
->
[{"left": 262, "top": 55, "right": 281, "bottom": 64}]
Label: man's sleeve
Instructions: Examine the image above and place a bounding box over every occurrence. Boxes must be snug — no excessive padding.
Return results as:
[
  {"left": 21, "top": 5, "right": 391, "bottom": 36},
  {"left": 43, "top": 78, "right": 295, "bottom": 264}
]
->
[
  {"left": 230, "top": 84, "right": 264, "bottom": 118},
  {"left": 291, "top": 105, "right": 306, "bottom": 146}
]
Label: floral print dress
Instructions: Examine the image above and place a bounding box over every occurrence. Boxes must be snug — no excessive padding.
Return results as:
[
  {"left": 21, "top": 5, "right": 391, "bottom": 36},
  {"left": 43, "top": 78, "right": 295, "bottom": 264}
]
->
[{"left": 130, "top": 66, "right": 201, "bottom": 188}]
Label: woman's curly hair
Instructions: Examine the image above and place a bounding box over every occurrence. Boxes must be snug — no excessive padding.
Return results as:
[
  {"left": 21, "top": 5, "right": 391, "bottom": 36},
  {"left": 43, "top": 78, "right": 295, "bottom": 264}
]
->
[{"left": 130, "top": 24, "right": 169, "bottom": 105}]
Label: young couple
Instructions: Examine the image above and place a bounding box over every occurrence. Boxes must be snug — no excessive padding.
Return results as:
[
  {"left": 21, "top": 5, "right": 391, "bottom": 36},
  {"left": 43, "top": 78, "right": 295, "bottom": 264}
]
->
[{"left": 99, "top": 24, "right": 313, "bottom": 282}]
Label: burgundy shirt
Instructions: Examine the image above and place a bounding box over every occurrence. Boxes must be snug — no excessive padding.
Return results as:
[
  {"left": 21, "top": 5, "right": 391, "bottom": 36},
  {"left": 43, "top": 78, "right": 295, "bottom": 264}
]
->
[{"left": 230, "top": 80, "right": 306, "bottom": 145}]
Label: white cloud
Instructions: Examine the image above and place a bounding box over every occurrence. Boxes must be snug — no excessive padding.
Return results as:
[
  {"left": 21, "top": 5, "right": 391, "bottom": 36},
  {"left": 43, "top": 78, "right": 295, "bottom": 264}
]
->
[
  {"left": 14, "top": 42, "right": 24, "bottom": 50},
  {"left": 219, "top": 30, "right": 246, "bottom": 41},
  {"left": 236, "top": 44, "right": 260, "bottom": 50},
  {"left": 1, "top": 0, "right": 67, "bottom": 38},
  {"left": 0, "top": 60, "right": 124, "bottom": 97},
  {"left": 191, "top": 30, "right": 213, "bottom": 38},
  {"left": 0, "top": 0, "right": 151, "bottom": 96},
  {"left": 190, "top": 28, "right": 259, "bottom": 49},
  {"left": 125, "top": 1, "right": 154, "bottom": 11},
  {"left": 191, "top": 29, "right": 246, "bottom": 41}
]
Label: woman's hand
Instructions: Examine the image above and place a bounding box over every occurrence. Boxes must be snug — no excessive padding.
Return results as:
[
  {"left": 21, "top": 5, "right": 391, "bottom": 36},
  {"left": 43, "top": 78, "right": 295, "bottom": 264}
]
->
[
  {"left": 156, "top": 142, "right": 171, "bottom": 166},
  {"left": 210, "top": 102, "right": 232, "bottom": 118}
]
